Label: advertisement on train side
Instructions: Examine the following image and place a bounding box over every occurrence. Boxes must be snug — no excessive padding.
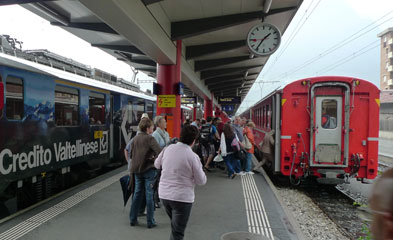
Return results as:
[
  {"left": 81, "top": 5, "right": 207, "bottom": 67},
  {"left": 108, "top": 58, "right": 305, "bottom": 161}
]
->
[{"left": 0, "top": 131, "right": 108, "bottom": 175}]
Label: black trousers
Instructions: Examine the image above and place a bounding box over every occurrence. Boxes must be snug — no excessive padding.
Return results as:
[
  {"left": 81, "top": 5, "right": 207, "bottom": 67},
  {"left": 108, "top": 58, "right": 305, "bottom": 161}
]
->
[{"left": 162, "top": 199, "right": 193, "bottom": 240}]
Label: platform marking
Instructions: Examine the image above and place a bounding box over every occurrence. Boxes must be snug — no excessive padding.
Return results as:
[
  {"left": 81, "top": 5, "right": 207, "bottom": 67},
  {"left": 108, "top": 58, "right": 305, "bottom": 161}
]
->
[
  {"left": 0, "top": 171, "right": 127, "bottom": 240},
  {"left": 241, "top": 174, "right": 274, "bottom": 239}
]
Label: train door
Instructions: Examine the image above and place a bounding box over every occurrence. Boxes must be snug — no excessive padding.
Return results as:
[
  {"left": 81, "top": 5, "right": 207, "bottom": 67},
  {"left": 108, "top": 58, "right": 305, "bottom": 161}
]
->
[
  {"left": 314, "top": 97, "right": 342, "bottom": 164},
  {"left": 109, "top": 95, "right": 114, "bottom": 159},
  {"left": 0, "top": 82, "right": 3, "bottom": 118},
  {"left": 310, "top": 82, "right": 350, "bottom": 168}
]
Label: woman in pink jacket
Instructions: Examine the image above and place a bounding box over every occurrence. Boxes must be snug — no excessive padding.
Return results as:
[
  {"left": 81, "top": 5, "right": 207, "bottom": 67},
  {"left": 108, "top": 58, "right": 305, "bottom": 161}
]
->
[{"left": 154, "top": 125, "right": 207, "bottom": 240}]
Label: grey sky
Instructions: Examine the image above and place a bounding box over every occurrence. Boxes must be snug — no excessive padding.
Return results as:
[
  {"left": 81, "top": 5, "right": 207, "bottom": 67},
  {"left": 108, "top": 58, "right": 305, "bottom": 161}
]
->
[
  {"left": 238, "top": 0, "right": 393, "bottom": 113},
  {"left": 0, "top": 1, "right": 393, "bottom": 114},
  {"left": 0, "top": 4, "right": 154, "bottom": 90}
]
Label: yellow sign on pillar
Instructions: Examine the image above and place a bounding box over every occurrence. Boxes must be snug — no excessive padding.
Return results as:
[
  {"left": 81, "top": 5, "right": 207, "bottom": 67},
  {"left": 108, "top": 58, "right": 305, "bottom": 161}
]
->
[{"left": 158, "top": 95, "right": 176, "bottom": 108}]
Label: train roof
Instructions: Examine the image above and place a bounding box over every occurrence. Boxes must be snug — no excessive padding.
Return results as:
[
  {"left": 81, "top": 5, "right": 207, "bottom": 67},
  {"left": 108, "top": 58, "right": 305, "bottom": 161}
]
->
[
  {"left": 239, "top": 76, "right": 378, "bottom": 115},
  {"left": 0, "top": 52, "right": 155, "bottom": 101}
]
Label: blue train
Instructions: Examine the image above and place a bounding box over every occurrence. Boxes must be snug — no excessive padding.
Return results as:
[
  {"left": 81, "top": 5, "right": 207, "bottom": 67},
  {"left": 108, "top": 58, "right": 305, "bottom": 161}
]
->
[{"left": 0, "top": 47, "right": 157, "bottom": 218}]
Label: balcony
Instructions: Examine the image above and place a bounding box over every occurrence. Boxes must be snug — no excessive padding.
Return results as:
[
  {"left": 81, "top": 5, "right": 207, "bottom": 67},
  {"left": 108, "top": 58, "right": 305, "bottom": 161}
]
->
[
  {"left": 389, "top": 38, "right": 393, "bottom": 45},
  {"left": 388, "top": 79, "right": 393, "bottom": 86},
  {"left": 388, "top": 65, "right": 393, "bottom": 72},
  {"left": 389, "top": 51, "right": 393, "bottom": 58}
]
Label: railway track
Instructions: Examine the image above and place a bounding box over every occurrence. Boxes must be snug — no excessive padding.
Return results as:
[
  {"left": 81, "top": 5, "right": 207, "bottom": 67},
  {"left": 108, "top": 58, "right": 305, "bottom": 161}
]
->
[
  {"left": 378, "top": 159, "right": 393, "bottom": 172},
  {"left": 266, "top": 169, "right": 371, "bottom": 240}
]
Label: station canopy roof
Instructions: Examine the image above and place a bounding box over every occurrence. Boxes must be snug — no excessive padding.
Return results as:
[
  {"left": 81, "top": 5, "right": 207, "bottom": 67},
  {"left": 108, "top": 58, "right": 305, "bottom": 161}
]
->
[{"left": 12, "top": 0, "right": 303, "bottom": 114}]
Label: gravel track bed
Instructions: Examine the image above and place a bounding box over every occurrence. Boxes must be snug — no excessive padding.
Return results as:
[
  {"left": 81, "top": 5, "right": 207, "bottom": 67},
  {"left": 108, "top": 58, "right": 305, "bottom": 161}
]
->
[{"left": 275, "top": 186, "right": 350, "bottom": 240}]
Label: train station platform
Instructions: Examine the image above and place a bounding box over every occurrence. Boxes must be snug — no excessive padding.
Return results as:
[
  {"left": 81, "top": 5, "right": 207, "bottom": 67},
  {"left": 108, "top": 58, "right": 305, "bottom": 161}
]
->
[{"left": 0, "top": 164, "right": 304, "bottom": 240}]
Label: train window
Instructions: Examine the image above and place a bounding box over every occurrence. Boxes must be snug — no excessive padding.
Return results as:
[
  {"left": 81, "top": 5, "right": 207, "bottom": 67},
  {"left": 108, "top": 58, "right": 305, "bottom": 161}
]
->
[
  {"left": 259, "top": 108, "right": 262, "bottom": 127},
  {"left": 89, "top": 92, "right": 105, "bottom": 125},
  {"left": 135, "top": 101, "right": 145, "bottom": 121},
  {"left": 321, "top": 99, "right": 337, "bottom": 129},
  {"left": 269, "top": 105, "right": 272, "bottom": 129},
  {"left": 127, "top": 101, "right": 135, "bottom": 125},
  {"left": 5, "top": 76, "right": 24, "bottom": 120},
  {"left": 266, "top": 105, "right": 270, "bottom": 128},
  {"left": 55, "top": 85, "right": 79, "bottom": 126},
  {"left": 263, "top": 106, "right": 266, "bottom": 128},
  {"left": 146, "top": 103, "right": 154, "bottom": 120}
]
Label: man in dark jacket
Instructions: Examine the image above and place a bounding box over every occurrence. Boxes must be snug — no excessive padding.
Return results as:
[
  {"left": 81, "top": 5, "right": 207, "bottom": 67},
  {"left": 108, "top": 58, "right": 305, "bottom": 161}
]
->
[{"left": 129, "top": 118, "right": 161, "bottom": 228}]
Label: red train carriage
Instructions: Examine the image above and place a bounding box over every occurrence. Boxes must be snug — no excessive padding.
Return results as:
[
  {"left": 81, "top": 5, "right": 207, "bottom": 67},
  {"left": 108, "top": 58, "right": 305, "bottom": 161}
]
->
[{"left": 242, "top": 76, "right": 380, "bottom": 184}]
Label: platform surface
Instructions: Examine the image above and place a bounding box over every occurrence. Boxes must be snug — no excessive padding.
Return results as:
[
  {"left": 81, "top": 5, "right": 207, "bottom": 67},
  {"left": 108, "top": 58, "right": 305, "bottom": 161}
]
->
[{"left": 0, "top": 165, "right": 302, "bottom": 240}]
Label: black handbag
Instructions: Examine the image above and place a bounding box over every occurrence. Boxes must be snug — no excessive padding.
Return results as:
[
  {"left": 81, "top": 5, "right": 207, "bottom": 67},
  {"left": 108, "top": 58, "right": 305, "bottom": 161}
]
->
[{"left": 235, "top": 149, "right": 247, "bottom": 161}]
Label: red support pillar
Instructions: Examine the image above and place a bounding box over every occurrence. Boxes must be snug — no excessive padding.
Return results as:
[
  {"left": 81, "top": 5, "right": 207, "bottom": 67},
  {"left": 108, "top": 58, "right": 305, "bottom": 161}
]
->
[
  {"left": 193, "top": 107, "right": 197, "bottom": 121},
  {"left": 214, "top": 106, "right": 220, "bottom": 117},
  {"left": 156, "top": 40, "right": 182, "bottom": 138},
  {"left": 204, "top": 96, "right": 213, "bottom": 119}
]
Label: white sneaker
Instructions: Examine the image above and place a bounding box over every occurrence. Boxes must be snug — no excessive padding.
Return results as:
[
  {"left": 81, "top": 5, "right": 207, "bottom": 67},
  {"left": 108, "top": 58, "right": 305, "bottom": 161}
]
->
[
  {"left": 238, "top": 171, "right": 246, "bottom": 176},
  {"left": 247, "top": 171, "right": 254, "bottom": 175}
]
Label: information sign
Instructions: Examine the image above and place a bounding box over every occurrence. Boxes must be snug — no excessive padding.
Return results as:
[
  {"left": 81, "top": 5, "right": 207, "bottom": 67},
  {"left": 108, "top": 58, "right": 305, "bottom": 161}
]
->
[
  {"left": 181, "top": 97, "right": 196, "bottom": 104},
  {"left": 218, "top": 97, "right": 241, "bottom": 104},
  {"left": 158, "top": 95, "right": 176, "bottom": 108},
  {"left": 222, "top": 105, "right": 234, "bottom": 112}
]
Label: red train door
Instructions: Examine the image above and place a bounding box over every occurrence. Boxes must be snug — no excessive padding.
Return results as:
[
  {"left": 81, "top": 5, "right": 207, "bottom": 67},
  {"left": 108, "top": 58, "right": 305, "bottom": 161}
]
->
[
  {"left": 315, "top": 96, "right": 342, "bottom": 164},
  {"left": 310, "top": 82, "right": 351, "bottom": 168}
]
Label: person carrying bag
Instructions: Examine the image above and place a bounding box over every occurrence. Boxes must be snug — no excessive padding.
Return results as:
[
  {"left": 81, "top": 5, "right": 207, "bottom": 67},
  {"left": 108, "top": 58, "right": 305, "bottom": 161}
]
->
[{"left": 217, "top": 123, "right": 241, "bottom": 178}]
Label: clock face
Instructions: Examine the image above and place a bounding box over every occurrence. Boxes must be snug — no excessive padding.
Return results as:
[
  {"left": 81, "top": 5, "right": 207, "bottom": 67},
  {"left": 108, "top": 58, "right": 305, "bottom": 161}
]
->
[{"left": 247, "top": 23, "right": 281, "bottom": 56}]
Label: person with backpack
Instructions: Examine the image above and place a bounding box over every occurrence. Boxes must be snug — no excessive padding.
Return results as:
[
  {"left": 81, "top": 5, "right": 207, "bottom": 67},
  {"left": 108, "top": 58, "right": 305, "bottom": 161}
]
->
[{"left": 200, "top": 116, "right": 220, "bottom": 171}]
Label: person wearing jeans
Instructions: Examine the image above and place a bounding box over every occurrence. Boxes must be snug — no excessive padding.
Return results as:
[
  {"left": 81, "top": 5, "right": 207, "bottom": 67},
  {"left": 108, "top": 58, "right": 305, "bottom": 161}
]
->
[
  {"left": 130, "top": 168, "right": 156, "bottom": 225},
  {"left": 221, "top": 123, "right": 241, "bottom": 178},
  {"left": 155, "top": 126, "right": 207, "bottom": 240},
  {"left": 243, "top": 121, "right": 256, "bottom": 174},
  {"left": 129, "top": 118, "right": 161, "bottom": 228}
]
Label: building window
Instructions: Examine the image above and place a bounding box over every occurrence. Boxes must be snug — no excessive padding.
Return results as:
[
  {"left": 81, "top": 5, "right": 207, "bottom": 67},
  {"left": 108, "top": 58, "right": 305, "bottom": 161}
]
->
[
  {"left": 55, "top": 85, "right": 79, "bottom": 126},
  {"left": 384, "top": 75, "right": 387, "bottom": 82},
  {"left": 386, "top": 48, "right": 389, "bottom": 54},
  {"left": 5, "top": 76, "right": 24, "bottom": 120},
  {"left": 321, "top": 99, "right": 337, "bottom": 129},
  {"left": 384, "top": 37, "right": 387, "bottom": 42},
  {"left": 89, "top": 92, "right": 105, "bottom": 124},
  {"left": 386, "top": 61, "right": 389, "bottom": 69}
]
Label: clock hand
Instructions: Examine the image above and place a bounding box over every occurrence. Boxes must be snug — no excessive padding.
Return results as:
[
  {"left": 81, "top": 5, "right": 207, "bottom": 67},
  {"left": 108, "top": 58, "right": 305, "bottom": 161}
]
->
[{"left": 256, "top": 33, "right": 272, "bottom": 50}]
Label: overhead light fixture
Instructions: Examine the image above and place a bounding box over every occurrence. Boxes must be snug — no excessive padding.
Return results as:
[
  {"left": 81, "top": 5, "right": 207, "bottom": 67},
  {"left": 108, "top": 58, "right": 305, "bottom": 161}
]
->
[
  {"left": 263, "top": 0, "right": 272, "bottom": 14},
  {"left": 244, "top": 71, "right": 249, "bottom": 78},
  {"left": 249, "top": 53, "right": 254, "bottom": 59}
]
